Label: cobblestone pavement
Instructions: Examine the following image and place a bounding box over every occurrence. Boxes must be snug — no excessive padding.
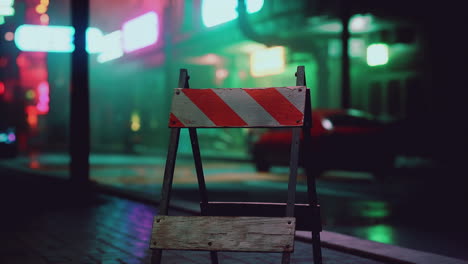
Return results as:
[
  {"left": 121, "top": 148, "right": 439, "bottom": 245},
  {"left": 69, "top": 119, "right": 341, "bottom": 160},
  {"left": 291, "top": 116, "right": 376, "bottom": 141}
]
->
[{"left": 0, "top": 191, "right": 386, "bottom": 264}]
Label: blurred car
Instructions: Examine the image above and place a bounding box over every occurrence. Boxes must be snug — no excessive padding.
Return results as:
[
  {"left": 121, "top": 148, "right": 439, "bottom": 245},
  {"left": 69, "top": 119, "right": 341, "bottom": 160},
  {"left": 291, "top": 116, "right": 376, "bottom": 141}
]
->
[
  {"left": 251, "top": 109, "right": 395, "bottom": 180},
  {"left": 0, "top": 125, "right": 18, "bottom": 159}
]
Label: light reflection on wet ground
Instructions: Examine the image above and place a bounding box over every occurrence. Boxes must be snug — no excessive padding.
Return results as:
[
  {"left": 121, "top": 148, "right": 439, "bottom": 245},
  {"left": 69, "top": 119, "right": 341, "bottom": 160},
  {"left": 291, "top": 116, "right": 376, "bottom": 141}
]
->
[{"left": 2, "top": 152, "right": 467, "bottom": 260}]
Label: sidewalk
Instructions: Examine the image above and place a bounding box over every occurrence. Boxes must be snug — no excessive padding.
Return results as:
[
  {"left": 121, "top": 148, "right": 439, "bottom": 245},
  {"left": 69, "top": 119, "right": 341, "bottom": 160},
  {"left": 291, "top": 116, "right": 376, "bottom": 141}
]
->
[
  {"left": 0, "top": 173, "right": 386, "bottom": 264},
  {"left": 1, "top": 155, "right": 467, "bottom": 264}
]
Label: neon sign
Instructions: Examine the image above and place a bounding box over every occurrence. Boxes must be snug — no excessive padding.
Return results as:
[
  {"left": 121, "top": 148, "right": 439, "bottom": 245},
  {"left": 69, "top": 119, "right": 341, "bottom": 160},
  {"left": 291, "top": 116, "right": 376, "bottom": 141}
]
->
[
  {"left": 202, "top": 0, "right": 264, "bottom": 28},
  {"left": 14, "top": 11, "right": 160, "bottom": 62},
  {"left": 97, "top": 30, "right": 124, "bottom": 63},
  {"left": 0, "top": 0, "right": 15, "bottom": 17},
  {"left": 14, "top": 25, "right": 75, "bottom": 52},
  {"left": 122, "top": 11, "right": 159, "bottom": 53}
]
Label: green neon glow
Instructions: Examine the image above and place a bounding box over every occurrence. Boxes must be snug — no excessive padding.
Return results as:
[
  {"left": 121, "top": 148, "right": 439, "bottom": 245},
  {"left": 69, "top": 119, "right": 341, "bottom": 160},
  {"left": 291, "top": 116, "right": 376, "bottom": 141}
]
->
[
  {"left": 349, "top": 14, "right": 373, "bottom": 33},
  {"left": 366, "top": 225, "right": 394, "bottom": 244},
  {"left": 202, "top": 0, "right": 264, "bottom": 28},
  {"left": 359, "top": 201, "right": 389, "bottom": 218},
  {"left": 0, "top": 133, "right": 8, "bottom": 143},
  {"left": 250, "top": 46, "right": 285, "bottom": 77},
  {"left": 0, "top": 16, "right": 4, "bottom": 25},
  {"left": 367, "top": 43, "right": 389, "bottom": 66}
]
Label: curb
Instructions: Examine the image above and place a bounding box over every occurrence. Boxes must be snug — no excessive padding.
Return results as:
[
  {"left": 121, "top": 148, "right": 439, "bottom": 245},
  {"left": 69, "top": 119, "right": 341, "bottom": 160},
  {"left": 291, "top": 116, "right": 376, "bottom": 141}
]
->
[{"left": 1, "top": 162, "right": 467, "bottom": 264}]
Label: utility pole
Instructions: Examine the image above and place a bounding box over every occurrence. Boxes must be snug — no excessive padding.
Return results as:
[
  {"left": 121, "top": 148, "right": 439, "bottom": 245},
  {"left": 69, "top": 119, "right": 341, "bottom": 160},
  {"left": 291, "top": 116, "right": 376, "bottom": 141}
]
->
[
  {"left": 340, "top": 0, "right": 351, "bottom": 109},
  {"left": 70, "top": 0, "right": 90, "bottom": 187}
]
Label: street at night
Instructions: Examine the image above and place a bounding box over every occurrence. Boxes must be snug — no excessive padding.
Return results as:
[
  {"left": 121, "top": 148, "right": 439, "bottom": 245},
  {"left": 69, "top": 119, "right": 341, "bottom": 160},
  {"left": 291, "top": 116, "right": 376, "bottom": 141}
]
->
[{"left": 2, "top": 0, "right": 468, "bottom": 263}]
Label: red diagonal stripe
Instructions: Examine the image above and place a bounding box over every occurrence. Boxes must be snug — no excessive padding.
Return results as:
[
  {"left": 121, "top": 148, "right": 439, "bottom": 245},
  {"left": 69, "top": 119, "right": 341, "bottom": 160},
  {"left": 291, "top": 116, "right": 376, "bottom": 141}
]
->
[
  {"left": 169, "top": 113, "right": 185, "bottom": 127},
  {"left": 244, "top": 88, "right": 303, "bottom": 126},
  {"left": 182, "top": 89, "right": 248, "bottom": 127}
]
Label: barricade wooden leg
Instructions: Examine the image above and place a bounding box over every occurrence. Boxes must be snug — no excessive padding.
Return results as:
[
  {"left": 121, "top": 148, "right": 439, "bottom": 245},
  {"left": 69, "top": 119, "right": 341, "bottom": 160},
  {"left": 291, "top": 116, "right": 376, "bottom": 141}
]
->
[
  {"left": 281, "top": 127, "right": 301, "bottom": 264},
  {"left": 150, "top": 127, "right": 181, "bottom": 264},
  {"left": 312, "top": 232, "right": 323, "bottom": 264},
  {"left": 209, "top": 251, "right": 219, "bottom": 264},
  {"left": 281, "top": 253, "right": 291, "bottom": 264},
  {"left": 151, "top": 250, "right": 162, "bottom": 264},
  {"left": 189, "top": 127, "right": 219, "bottom": 264},
  {"left": 298, "top": 66, "right": 323, "bottom": 264}
]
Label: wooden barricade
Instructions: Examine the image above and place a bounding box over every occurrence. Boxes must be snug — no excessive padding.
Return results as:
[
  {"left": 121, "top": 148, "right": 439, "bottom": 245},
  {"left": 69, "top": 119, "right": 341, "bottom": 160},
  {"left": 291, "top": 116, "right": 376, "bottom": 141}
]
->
[{"left": 149, "top": 66, "right": 322, "bottom": 264}]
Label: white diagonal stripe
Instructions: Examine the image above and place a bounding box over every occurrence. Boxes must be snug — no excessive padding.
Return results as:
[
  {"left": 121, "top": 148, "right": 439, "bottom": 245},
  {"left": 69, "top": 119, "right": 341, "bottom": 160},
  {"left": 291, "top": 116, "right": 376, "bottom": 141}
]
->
[
  {"left": 212, "top": 88, "right": 280, "bottom": 127},
  {"left": 276, "top": 86, "right": 306, "bottom": 114},
  {"left": 171, "top": 89, "right": 215, "bottom": 127}
]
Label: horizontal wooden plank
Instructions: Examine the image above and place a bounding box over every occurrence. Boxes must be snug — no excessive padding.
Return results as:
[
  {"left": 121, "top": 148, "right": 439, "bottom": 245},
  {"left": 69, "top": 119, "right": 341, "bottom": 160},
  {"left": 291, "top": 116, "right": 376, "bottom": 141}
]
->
[
  {"left": 169, "top": 86, "right": 307, "bottom": 128},
  {"left": 150, "top": 216, "right": 295, "bottom": 252},
  {"left": 201, "top": 202, "right": 321, "bottom": 232}
]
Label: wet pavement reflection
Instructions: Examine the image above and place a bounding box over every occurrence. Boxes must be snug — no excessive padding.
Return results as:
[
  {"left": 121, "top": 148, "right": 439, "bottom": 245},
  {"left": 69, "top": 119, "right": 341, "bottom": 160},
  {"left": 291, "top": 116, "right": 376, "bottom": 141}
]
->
[{"left": 3, "top": 152, "right": 467, "bottom": 260}]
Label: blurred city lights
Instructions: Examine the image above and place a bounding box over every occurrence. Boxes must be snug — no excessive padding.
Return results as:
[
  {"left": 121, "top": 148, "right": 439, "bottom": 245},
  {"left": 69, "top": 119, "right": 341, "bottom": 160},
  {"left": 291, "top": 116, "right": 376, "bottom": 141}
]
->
[
  {"left": 321, "top": 119, "right": 333, "bottom": 130},
  {"left": 328, "top": 38, "right": 366, "bottom": 58},
  {"left": 8, "top": 132, "right": 15, "bottom": 142},
  {"left": 40, "top": 13, "right": 49, "bottom": 24},
  {"left": 190, "top": 53, "right": 223, "bottom": 65},
  {"left": 86, "top": 27, "right": 104, "bottom": 53},
  {"left": 216, "top": 68, "right": 228, "bottom": 80},
  {"left": 0, "top": 130, "right": 16, "bottom": 144},
  {"left": 12, "top": 10, "right": 160, "bottom": 62},
  {"left": 365, "top": 225, "right": 394, "bottom": 244},
  {"left": 26, "top": 90, "right": 35, "bottom": 100},
  {"left": 0, "top": 0, "right": 14, "bottom": 7},
  {"left": 35, "top": 4, "right": 47, "bottom": 14},
  {"left": 14, "top": 25, "right": 75, "bottom": 52},
  {"left": 97, "top": 30, "right": 124, "bottom": 63},
  {"left": 122, "top": 11, "right": 159, "bottom": 53},
  {"left": 0, "top": 6, "right": 13, "bottom": 16},
  {"left": 14, "top": 25, "right": 105, "bottom": 53},
  {"left": 350, "top": 39, "right": 365, "bottom": 57},
  {"left": 0, "top": 0, "right": 14, "bottom": 16},
  {"left": 250, "top": 46, "right": 285, "bottom": 77},
  {"left": 0, "top": 0, "right": 14, "bottom": 24},
  {"left": 202, "top": 0, "right": 264, "bottom": 28},
  {"left": 0, "top": 81, "right": 5, "bottom": 95},
  {"left": 36, "top": 81, "right": 50, "bottom": 114},
  {"left": 4, "top": 31, "right": 13, "bottom": 41},
  {"left": 312, "top": 14, "right": 374, "bottom": 34},
  {"left": 26, "top": 106, "right": 38, "bottom": 129},
  {"left": 131, "top": 112, "right": 141, "bottom": 132},
  {"left": 367, "top": 43, "right": 389, "bottom": 66},
  {"left": 349, "top": 14, "right": 373, "bottom": 33},
  {"left": 215, "top": 68, "right": 229, "bottom": 85}
]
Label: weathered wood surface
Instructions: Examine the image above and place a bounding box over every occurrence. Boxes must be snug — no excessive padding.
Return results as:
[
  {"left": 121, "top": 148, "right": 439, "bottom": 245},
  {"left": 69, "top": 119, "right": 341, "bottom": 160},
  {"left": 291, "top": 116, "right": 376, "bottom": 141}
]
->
[
  {"left": 150, "top": 216, "right": 296, "bottom": 252},
  {"left": 169, "top": 86, "right": 307, "bottom": 128},
  {"left": 201, "top": 202, "right": 319, "bottom": 232}
]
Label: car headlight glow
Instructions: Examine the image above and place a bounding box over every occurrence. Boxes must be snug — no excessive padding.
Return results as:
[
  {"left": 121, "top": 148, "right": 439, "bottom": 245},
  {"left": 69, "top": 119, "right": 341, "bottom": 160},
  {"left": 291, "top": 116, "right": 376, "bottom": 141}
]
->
[{"left": 321, "top": 118, "right": 333, "bottom": 130}]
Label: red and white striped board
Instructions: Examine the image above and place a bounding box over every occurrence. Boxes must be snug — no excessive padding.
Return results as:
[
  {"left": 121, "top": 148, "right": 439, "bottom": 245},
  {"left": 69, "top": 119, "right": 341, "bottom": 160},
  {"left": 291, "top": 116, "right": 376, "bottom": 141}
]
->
[{"left": 169, "top": 86, "right": 307, "bottom": 128}]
